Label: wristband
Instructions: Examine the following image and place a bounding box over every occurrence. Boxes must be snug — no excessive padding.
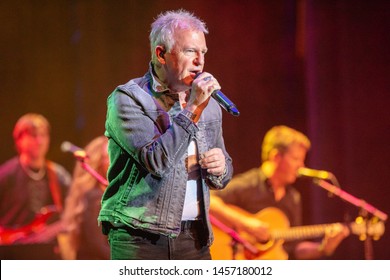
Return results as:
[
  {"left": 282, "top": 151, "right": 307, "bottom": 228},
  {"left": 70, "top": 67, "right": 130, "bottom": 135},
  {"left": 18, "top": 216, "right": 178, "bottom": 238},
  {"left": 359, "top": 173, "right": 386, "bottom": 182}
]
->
[{"left": 181, "top": 109, "right": 197, "bottom": 121}]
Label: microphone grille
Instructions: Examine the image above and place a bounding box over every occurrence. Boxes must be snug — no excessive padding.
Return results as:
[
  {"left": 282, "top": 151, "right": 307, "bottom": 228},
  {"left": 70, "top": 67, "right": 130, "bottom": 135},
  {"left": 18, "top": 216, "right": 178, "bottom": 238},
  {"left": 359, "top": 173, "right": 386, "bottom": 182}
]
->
[{"left": 60, "top": 141, "right": 71, "bottom": 152}]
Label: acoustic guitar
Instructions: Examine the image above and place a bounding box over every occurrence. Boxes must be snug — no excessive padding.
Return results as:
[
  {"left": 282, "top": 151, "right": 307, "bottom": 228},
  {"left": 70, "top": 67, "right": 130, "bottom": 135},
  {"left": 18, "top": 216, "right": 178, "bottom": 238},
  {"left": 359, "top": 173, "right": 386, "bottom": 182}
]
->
[{"left": 210, "top": 206, "right": 385, "bottom": 260}]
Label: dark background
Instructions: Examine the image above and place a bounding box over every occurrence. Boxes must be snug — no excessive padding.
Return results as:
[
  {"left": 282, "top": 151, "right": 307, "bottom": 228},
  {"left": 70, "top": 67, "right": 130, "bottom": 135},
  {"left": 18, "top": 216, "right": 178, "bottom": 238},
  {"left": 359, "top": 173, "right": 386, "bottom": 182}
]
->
[{"left": 1, "top": 0, "right": 389, "bottom": 259}]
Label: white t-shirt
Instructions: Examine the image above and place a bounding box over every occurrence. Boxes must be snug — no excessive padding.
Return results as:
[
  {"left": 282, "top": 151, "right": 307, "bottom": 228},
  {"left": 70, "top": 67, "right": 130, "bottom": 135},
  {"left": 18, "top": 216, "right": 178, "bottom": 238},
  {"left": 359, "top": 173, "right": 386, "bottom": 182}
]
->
[{"left": 181, "top": 140, "right": 201, "bottom": 220}]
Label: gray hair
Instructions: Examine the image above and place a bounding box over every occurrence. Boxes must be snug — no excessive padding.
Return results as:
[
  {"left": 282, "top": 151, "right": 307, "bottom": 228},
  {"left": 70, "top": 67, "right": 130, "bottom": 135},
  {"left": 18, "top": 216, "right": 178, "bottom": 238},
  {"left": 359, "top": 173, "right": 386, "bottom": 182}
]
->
[{"left": 149, "top": 9, "right": 208, "bottom": 62}]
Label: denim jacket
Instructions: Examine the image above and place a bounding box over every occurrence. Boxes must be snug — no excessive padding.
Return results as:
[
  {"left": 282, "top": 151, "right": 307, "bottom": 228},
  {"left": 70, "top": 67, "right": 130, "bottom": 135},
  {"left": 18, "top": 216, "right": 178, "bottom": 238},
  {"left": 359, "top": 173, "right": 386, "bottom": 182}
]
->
[{"left": 98, "top": 70, "right": 233, "bottom": 245}]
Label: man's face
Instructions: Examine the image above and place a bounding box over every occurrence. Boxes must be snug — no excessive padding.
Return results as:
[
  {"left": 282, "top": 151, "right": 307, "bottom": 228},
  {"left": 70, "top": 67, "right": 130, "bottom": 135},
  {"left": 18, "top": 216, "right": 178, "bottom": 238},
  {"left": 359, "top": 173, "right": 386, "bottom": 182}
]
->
[
  {"left": 276, "top": 143, "right": 307, "bottom": 185},
  {"left": 164, "top": 29, "right": 207, "bottom": 92},
  {"left": 17, "top": 126, "right": 50, "bottom": 160}
]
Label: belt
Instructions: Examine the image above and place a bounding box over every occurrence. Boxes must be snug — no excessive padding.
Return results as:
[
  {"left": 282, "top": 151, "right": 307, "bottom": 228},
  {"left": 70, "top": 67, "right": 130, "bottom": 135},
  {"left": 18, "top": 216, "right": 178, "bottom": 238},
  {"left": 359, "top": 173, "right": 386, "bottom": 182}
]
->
[{"left": 180, "top": 220, "right": 203, "bottom": 231}]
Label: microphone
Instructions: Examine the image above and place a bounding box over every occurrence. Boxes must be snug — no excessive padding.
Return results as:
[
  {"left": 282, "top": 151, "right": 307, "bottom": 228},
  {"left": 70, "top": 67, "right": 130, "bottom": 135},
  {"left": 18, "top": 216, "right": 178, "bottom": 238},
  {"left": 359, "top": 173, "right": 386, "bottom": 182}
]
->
[
  {"left": 212, "top": 90, "right": 240, "bottom": 116},
  {"left": 298, "top": 167, "right": 341, "bottom": 188},
  {"left": 297, "top": 167, "right": 333, "bottom": 180},
  {"left": 195, "top": 73, "right": 240, "bottom": 116},
  {"left": 61, "top": 141, "right": 88, "bottom": 160}
]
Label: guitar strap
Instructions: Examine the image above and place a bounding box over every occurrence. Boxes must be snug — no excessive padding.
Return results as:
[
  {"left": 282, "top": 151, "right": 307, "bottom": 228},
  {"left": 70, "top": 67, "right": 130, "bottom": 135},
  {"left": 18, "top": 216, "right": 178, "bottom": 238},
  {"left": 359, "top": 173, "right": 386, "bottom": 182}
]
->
[{"left": 46, "top": 160, "right": 63, "bottom": 212}]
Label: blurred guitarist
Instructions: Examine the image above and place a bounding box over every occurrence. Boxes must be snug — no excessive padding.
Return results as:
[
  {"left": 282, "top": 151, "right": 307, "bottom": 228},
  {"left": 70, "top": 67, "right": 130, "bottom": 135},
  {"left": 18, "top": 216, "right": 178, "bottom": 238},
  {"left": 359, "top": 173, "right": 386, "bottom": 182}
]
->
[
  {"left": 210, "top": 125, "right": 349, "bottom": 259},
  {"left": 0, "top": 113, "right": 71, "bottom": 254}
]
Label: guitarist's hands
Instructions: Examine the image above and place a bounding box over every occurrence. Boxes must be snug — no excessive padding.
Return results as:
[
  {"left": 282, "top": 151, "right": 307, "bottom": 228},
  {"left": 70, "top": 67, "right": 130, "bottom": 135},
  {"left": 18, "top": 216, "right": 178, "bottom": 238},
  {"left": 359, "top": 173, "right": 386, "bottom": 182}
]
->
[
  {"left": 240, "top": 217, "right": 270, "bottom": 243},
  {"left": 319, "top": 225, "right": 350, "bottom": 256}
]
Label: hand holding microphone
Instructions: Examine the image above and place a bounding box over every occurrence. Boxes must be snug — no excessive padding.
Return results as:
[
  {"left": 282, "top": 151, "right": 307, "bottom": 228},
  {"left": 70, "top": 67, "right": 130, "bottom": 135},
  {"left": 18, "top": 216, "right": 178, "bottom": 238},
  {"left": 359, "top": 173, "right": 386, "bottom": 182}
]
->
[{"left": 193, "top": 72, "right": 240, "bottom": 116}]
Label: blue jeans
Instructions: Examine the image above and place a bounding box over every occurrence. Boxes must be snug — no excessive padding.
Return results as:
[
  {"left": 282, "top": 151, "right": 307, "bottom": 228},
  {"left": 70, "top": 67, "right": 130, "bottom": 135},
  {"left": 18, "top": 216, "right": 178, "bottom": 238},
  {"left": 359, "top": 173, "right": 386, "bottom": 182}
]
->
[{"left": 107, "top": 220, "right": 211, "bottom": 260}]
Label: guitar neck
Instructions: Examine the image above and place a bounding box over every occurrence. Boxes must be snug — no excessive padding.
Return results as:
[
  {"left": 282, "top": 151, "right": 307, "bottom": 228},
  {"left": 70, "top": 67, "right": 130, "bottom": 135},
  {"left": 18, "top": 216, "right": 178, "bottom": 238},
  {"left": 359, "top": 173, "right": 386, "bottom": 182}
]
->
[
  {"left": 271, "top": 223, "right": 344, "bottom": 242},
  {"left": 18, "top": 221, "right": 64, "bottom": 244}
]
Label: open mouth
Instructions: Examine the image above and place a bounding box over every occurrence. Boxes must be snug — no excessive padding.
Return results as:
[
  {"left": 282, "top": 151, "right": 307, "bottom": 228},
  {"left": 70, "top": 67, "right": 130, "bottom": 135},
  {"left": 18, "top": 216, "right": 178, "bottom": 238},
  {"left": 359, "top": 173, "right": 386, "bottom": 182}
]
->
[{"left": 190, "top": 71, "right": 201, "bottom": 78}]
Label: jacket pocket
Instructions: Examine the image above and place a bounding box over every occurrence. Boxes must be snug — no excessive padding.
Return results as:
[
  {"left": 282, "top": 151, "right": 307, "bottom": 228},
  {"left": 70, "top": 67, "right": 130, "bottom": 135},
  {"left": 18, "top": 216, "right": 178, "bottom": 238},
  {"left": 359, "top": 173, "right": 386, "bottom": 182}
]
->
[{"left": 119, "top": 163, "right": 138, "bottom": 204}]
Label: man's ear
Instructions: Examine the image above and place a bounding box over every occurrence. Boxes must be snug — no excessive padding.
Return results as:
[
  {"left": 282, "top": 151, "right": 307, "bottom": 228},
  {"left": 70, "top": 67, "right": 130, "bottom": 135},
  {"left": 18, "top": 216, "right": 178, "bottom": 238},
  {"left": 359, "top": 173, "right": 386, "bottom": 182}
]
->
[
  {"left": 269, "top": 148, "right": 280, "bottom": 162},
  {"left": 156, "top": 46, "right": 166, "bottom": 64}
]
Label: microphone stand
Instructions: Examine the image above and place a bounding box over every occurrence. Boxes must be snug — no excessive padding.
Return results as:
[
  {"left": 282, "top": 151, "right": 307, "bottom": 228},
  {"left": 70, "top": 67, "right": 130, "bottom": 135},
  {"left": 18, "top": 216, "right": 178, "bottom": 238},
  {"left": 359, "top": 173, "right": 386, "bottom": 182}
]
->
[
  {"left": 209, "top": 214, "right": 259, "bottom": 260},
  {"left": 75, "top": 156, "right": 108, "bottom": 187},
  {"left": 314, "top": 179, "right": 387, "bottom": 259}
]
